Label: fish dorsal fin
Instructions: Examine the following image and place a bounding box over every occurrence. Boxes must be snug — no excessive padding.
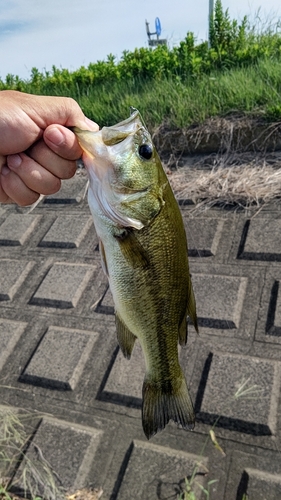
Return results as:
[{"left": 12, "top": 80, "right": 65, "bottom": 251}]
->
[
  {"left": 99, "top": 239, "right": 109, "bottom": 277},
  {"left": 178, "top": 277, "right": 199, "bottom": 346},
  {"left": 187, "top": 279, "right": 199, "bottom": 334},
  {"left": 178, "top": 316, "right": 188, "bottom": 346},
  {"left": 114, "top": 229, "right": 149, "bottom": 269},
  {"left": 115, "top": 311, "right": 137, "bottom": 359}
]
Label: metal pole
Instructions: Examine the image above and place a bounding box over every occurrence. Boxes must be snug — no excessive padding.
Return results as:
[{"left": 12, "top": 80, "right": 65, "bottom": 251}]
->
[{"left": 208, "top": 0, "right": 214, "bottom": 48}]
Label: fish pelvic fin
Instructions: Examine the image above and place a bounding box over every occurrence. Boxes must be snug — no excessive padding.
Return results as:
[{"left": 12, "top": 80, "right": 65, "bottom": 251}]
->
[
  {"left": 99, "top": 239, "right": 109, "bottom": 277},
  {"left": 142, "top": 372, "right": 195, "bottom": 440},
  {"left": 115, "top": 311, "right": 137, "bottom": 359}
]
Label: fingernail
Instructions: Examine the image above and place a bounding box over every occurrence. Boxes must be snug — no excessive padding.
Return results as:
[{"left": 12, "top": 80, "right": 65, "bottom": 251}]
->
[
  {"left": 45, "top": 127, "right": 64, "bottom": 146},
  {"left": 84, "top": 117, "right": 99, "bottom": 131},
  {"left": 7, "top": 154, "right": 22, "bottom": 169},
  {"left": 1, "top": 166, "right": 10, "bottom": 176},
  {"left": 76, "top": 117, "right": 99, "bottom": 131}
]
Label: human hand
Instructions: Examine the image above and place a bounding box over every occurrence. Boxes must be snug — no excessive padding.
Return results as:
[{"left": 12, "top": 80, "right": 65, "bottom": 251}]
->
[{"left": 0, "top": 90, "right": 98, "bottom": 205}]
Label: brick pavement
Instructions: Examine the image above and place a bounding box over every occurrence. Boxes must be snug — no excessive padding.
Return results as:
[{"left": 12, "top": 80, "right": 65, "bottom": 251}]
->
[{"left": 0, "top": 172, "right": 281, "bottom": 500}]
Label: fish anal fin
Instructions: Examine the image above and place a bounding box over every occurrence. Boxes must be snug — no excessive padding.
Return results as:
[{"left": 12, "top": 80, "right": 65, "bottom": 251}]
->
[
  {"left": 142, "top": 372, "right": 195, "bottom": 440},
  {"left": 99, "top": 238, "right": 109, "bottom": 277},
  {"left": 115, "top": 311, "right": 137, "bottom": 359},
  {"left": 114, "top": 229, "right": 149, "bottom": 269}
]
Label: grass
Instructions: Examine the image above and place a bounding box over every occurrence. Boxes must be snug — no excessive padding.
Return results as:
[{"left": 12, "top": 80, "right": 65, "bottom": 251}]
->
[
  {"left": 169, "top": 156, "right": 281, "bottom": 214},
  {"left": 28, "top": 57, "right": 281, "bottom": 131},
  {"left": 0, "top": 408, "right": 103, "bottom": 500}
]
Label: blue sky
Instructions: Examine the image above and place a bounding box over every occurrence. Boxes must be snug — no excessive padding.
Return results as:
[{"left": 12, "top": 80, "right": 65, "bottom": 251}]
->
[{"left": 0, "top": 0, "right": 280, "bottom": 80}]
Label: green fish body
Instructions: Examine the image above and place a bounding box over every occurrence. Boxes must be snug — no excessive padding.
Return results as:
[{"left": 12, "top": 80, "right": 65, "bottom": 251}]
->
[{"left": 73, "top": 109, "right": 198, "bottom": 439}]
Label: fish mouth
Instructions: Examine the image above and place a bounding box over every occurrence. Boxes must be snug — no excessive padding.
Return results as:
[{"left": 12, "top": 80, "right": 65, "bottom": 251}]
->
[
  {"left": 72, "top": 108, "right": 144, "bottom": 154},
  {"left": 101, "top": 108, "right": 143, "bottom": 146}
]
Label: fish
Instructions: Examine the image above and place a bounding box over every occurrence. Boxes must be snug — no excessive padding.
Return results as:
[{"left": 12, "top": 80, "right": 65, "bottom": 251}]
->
[{"left": 73, "top": 109, "right": 198, "bottom": 439}]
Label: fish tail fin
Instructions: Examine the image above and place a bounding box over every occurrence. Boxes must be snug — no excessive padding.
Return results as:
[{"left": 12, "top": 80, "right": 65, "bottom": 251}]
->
[{"left": 142, "top": 371, "right": 195, "bottom": 440}]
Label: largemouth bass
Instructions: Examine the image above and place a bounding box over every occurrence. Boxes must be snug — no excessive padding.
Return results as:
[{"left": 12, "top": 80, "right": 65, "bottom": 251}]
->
[{"left": 73, "top": 109, "right": 198, "bottom": 439}]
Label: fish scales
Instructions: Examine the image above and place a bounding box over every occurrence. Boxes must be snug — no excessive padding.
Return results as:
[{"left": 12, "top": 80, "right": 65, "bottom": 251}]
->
[{"left": 73, "top": 109, "right": 198, "bottom": 439}]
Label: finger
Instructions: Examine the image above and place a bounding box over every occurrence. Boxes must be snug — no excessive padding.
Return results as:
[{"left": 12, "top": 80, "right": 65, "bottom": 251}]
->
[
  {"left": 0, "top": 156, "right": 10, "bottom": 202},
  {"left": 0, "top": 91, "right": 98, "bottom": 155},
  {"left": 26, "top": 139, "right": 77, "bottom": 180},
  {"left": 0, "top": 166, "right": 40, "bottom": 206},
  {"left": 7, "top": 153, "right": 62, "bottom": 195},
  {"left": 43, "top": 125, "right": 83, "bottom": 160}
]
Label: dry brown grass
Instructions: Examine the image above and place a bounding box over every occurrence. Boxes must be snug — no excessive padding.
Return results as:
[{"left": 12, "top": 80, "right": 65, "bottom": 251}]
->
[{"left": 168, "top": 159, "right": 281, "bottom": 215}]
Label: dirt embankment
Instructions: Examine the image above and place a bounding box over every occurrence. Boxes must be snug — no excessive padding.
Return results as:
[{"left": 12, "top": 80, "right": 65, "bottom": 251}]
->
[
  {"left": 152, "top": 116, "right": 281, "bottom": 213},
  {"left": 153, "top": 116, "right": 281, "bottom": 157}
]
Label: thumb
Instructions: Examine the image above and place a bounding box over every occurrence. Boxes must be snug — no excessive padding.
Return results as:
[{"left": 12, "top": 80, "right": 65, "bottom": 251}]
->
[{"left": 44, "top": 119, "right": 98, "bottom": 160}]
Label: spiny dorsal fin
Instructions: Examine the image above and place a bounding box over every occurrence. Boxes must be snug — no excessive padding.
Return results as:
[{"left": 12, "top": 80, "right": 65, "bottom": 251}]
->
[{"left": 115, "top": 311, "right": 137, "bottom": 359}]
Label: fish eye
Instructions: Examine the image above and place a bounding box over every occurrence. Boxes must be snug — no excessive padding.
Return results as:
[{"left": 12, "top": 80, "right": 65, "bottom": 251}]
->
[{"left": 138, "top": 144, "right": 153, "bottom": 160}]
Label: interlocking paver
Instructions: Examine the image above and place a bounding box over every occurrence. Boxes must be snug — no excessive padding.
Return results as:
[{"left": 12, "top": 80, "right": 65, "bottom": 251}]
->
[
  {"left": 238, "top": 217, "right": 281, "bottom": 261},
  {"left": 13, "top": 417, "right": 103, "bottom": 495},
  {"left": 39, "top": 215, "right": 92, "bottom": 248},
  {"left": 30, "top": 262, "right": 95, "bottom": 308},
  {"left": 0, "top": 258, "right": 35, "bottom": 301},
  {"left": 21, "top": 326, "right": 99, "bottom": 390},
  {"left": 184, "top": 218, "right": 224, "bottom": 257},
  {"left": 0, "top": 318, "right": 27, "bottom": 371},
  {"left": 115, "top": 440, "right": 208, "bottom": 500},
  {"left": 196, "top": 352, "right": 280, "bottom": 435},
  {"left": 192, "top": 273, "right": 247, "bottom": 329},
  {"left": 0, "top": 214, "right": 42, "bottom": 246}
]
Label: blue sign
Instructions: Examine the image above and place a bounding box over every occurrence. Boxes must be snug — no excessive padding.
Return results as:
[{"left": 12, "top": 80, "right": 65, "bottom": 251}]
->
[{"left": 155, "top": 17, "right": 161, "bottom": 36}]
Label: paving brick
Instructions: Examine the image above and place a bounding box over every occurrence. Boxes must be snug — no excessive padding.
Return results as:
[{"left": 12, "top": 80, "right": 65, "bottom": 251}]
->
[
  {"left": 13, "top": 417, "right": 103, "bottom": 496},
  {"left": 21, "top": 326, "right": 98, "bottom": 390},
  {"left": 101, "top": 342, "right": 145, "bottom": 406},
  {"left": 243, "top": 468, "right": 281, "bottom": 500},
  {"left": 184, "top": 218, "right": 224, "bottom": 257},
  {"left": 192, "top": 273, "right": 247, "bottom": 329},
  {"left": 195, "top": 352, "right": 280, "bottom": 435},
  {"left": 115, "top": 440, "right": 209, "bottom": 500},
  {"left": 255, "top": 269, "right": 281, "bottom": 344},
  {"left": 0, "top": 319, "right": 27, "bottom": 372},
  {"left": 39, "top": 215, "right": 92, "bottom": 248},
  {"left": 43, "top": 176, "right": 88, "bottom": 204},
  {"left": 30, "top": 262, "right": 95, "bottom": 308},
  {"left": 0, "top": 259, "right": 35, "bottom": 301},
  {"left": 238, "top": 218, "right": 281, "bottom": 260},
  {"left": 225, "top": 449, "right": 281, "bottom": 500},
  {"left": 0, "top": 214, "right": 42, "bottom": 246}
]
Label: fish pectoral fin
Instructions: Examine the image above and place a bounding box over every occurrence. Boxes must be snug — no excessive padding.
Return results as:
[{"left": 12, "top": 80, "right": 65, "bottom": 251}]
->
[
  {"left": 142, "top": 373, "right": 195, "bottom": 440},
  {"left": 115, "top": 311, "right": 137, "bottom": 359},
  {"left": 114, "top": 229, "right": 149, "bottom": 269},
  {"left": 99, "top": 239, "right": 109, "bottom": 277}
]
